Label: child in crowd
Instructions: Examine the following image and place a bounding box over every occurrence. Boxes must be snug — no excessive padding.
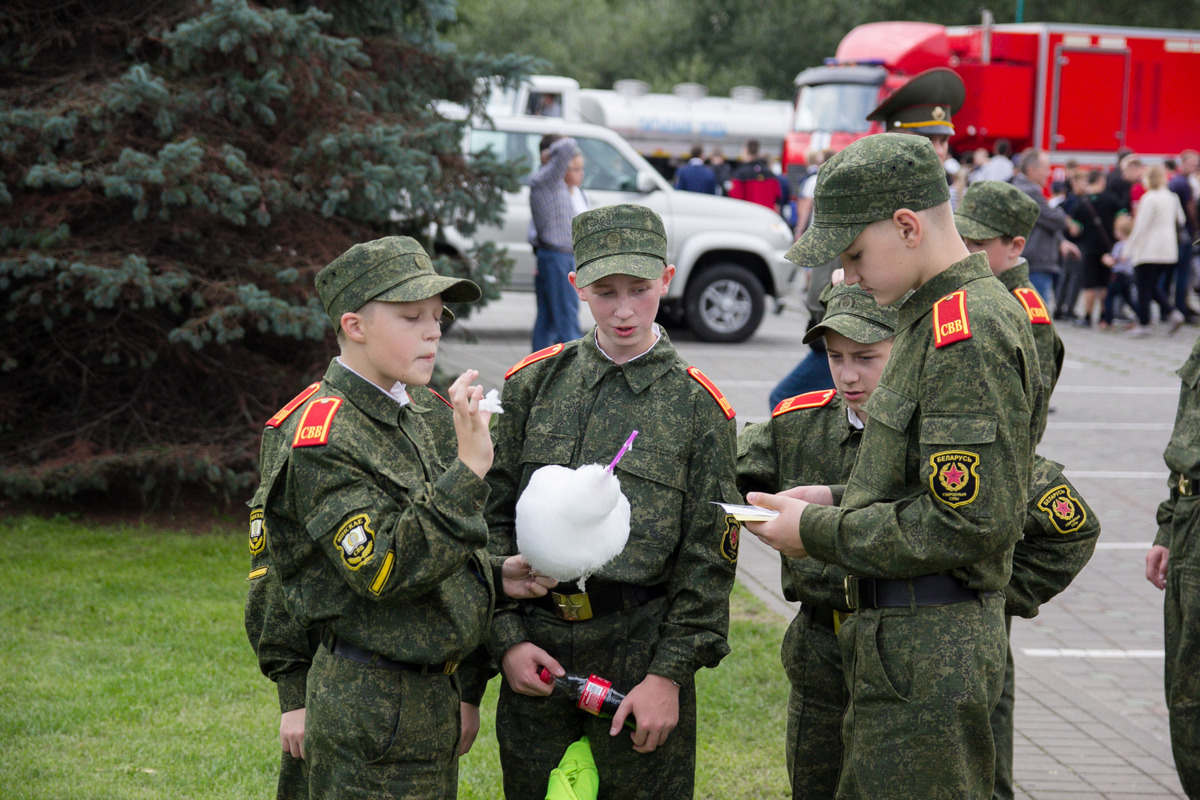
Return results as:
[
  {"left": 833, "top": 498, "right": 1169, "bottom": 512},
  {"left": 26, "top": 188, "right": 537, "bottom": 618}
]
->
[{"left": 1101, "top": 214, "right": 1137, "bottom": 330}]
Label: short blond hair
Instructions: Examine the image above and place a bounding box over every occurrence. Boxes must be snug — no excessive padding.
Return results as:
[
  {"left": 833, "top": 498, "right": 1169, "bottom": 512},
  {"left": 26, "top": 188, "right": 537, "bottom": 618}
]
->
[{"left": 1146, "top": 165, "right": 1166, "bottom": 190}]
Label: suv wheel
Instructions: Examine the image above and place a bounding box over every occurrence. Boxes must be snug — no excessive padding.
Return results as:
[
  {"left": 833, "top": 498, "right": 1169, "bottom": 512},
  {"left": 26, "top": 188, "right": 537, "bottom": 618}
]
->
[{"left": 684, "top": 263, "right": 765, "bottom": 343}]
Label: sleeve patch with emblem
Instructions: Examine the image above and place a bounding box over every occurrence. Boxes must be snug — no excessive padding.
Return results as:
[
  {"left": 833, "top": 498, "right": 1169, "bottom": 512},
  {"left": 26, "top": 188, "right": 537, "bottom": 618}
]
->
[
  {"left": 1036, "top": 484, "right": 1086, "bottom": 534},
  {"left": 505, "top": 343, "right": 565, "bottom": 379},
  {"left": 773, "top": 389, "right": 837, "bottom": 417},
  {"left": 1012, "top": 288, "right": 1051, "bottom": 325},
  {"left": 688, "top": 367, "right": 736, "bottom": 419},
  {"left": 933, "top": 290, "right": 972, "bottom": 348},
  {"left": 292, "top": 397, "right": 342, "bottom": 448},
  {"left": 720, "top": 515, "right": 740, "bottom": 563},
  {"left": 266, "top": 382, "right": 322, "bottom": 428},
  {"left": 248, "top": 508, "right": 266, "bottom": 555},
  {"left": 333, "top": 513, "right": 375, "bottom": 570},
  {"left": 929, "top": 450, "right": 980, "bottom": 507}
]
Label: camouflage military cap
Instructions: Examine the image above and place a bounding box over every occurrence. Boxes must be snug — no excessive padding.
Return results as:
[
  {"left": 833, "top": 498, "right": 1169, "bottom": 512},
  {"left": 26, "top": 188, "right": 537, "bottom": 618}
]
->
[
  {"left": 315, "top": 236, "right": 481, "bottom": 324},
  {"left": 785, "top": 134, "right": 950, "bottom": 270},
  {"left": 572, "top": 204, "right": 667, "bottom": 288},
  {"left": 802, "top": 281, "right": 897, "bottom": 345},
  {"left": 867, "top": 68, "right": 965, "bottom": 138},
  {"left": 955, "top": 180, "right": 1041, "bottom": 240}
]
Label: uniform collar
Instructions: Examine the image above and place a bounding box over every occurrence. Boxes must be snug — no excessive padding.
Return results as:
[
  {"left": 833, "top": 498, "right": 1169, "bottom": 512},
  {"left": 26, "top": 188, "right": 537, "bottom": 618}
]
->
[
  {"left": 324, "top": 359, "right": 433, "bottom": 427},
  {"left": 838, "top": 396, "right": 862, "bottom": 444},
  {"left": 579, "top": 326, "right": 676, "bottom": 393},
  {"left": 896, "top": 252, "right": 992, "bottom": 332},
  {"left": 997, "top": 259, "right": 1029, "bottom": 292}
]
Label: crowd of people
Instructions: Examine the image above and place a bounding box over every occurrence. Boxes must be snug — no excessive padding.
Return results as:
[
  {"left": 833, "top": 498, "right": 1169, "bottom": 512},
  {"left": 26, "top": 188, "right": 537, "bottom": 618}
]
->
[{"left": 236, "top": 64, "right": 1199, "bottom": 798}]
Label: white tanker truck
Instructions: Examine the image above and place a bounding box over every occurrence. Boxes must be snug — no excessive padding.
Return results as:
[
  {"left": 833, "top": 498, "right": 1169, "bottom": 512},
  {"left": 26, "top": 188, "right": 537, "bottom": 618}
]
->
[{"left": 485, "top": 75, "right": 794, "bottom": 169}]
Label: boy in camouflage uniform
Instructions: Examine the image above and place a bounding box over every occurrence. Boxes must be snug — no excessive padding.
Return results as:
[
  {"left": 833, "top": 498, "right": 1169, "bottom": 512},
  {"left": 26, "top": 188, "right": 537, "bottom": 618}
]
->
[
  {"left": 745, "top": 133, "right": 1042, "bottom": 800},
  {"left": 955, "top": 178, "right": 1099, "bottom": 800},
  {"left": 1146, "top": 334, "right": 1200, "bottom": 799},
  {"left": 258, "top": 236, "right": 552, "bottom": 799},
  {"left": 737, "top": 282, "right": 896, "bottom": 798},
  {"left": 487, "top": 203, "right": 741, "bottom": 799}
]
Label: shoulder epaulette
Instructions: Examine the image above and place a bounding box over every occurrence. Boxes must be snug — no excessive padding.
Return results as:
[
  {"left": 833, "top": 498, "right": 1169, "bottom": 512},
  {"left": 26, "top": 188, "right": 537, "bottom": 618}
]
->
[
  {"left": 687, "top": 367, "right": 735, "bottom": 420},
  {"left": 505, "top": 343, "right": 565, "bottom": 379},
  {"left": 1012, "top": 287, "right": 1052, "bottom": 325},
  {"left": 426, "top": 388, "right": 453, "bottom": 408},
  {"left": 266, "top": 382, "right": 322, "bottom": 428},
  {"left": 933, "top": 290, "right": 972, "bottom": 348},
  {"left": 772, "top": 389, "right": 837, "bottom": 417},
  {"left": 292, "top": 396, "right": 342, "bottom": 448}
]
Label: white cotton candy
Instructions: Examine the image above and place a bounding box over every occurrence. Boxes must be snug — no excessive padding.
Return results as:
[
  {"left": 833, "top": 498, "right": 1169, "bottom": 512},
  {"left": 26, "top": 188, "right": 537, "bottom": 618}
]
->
[
  {"left": 478, "top": 388, "right": 503, "bottom": 414},
  {"left": 515, "top": 464, "right": 630, "bottom": 588}
]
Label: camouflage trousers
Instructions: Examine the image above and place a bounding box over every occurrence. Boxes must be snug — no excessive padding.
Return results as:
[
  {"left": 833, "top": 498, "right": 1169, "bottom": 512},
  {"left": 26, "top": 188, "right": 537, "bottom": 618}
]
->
[
  {"left": 276, "top": 751, "right": 307, "bottom": 800},
  {"left": 496, "top": 595, "right": 697, "bottom": 800},
  {"left": 837, "top": 593, "right": 1006, "bottom": 800},
  {"left": 305, "top": 644, "right": 461, "bottom": 800},
  {"left": 781, "top": 604, "right": 848, "bottom": 799},
  {"left": 1164, "top": 496, "right": 1200, "bottom": 798},
  {"left": 989, "top": 617, "right": 1016, "bottom": 800}
]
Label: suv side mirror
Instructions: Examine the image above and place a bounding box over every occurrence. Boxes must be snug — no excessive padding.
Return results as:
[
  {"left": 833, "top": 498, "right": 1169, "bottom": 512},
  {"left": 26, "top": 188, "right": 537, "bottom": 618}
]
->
[{"left": 635, "top": 169, "right": 659, "bottom": 194}]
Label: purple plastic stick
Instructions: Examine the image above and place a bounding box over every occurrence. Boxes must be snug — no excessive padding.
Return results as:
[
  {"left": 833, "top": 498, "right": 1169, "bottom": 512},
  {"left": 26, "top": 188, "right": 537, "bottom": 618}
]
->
[{"left": 606, "top": 430, "right": 639, "bottom": 472}]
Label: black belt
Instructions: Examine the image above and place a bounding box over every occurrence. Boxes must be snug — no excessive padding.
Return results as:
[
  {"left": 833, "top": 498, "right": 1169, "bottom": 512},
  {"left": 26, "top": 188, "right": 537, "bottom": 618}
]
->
[
  {"left": 844, "top": 574, "right": 992, "bottom": 610},
  {"left": 530, "top": 581, "right": 666, "bottom": 622},
  {"left": 324, "top": 634, "right": 458, "bottom": 675}
]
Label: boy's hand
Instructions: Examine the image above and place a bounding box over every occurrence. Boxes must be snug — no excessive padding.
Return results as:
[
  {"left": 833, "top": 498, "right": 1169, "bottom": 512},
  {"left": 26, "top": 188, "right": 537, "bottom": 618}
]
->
[
  {"left": 449, "top": 369, "right": 493, "bottom": 480},
  {"left": 610, "top": 674, "right": 679, "bottom": 752},
  {"left": 500, "top": 555, "right": 557, "bottom": 599},
  {"left": 280, "top": 707, "right": 305, "bottom": 760},
  {"left": 744, "top": 492, "right": 810, "bottom": 558},
  {"left": 780, "top": 484, "right": 834, "bottom": 505},
  {"left": 500, "top": 642, "right": 563, "bottom": 696},
  {"left": 1145, "top": 545, "right": 1169, "bottom": 590},
  {"left": 459, "top": 702, "right": 481, "bottom": 755}
]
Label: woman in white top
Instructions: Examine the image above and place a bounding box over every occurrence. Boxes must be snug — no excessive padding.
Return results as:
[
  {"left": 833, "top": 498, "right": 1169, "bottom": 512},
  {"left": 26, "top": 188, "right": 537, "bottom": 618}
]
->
[{"left": 1127, "top": 165, "right": 1187, "bottom": 335}]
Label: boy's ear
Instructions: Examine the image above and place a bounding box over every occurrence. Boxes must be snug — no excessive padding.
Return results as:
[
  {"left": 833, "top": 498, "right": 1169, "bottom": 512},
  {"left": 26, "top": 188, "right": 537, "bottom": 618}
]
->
[
  {"left": 340, "top": 311, "right": 367, "bottom": 343},
  {"left": 1010, "top": 236, "right": 1028, "bottom": 257},
  {"left": 893, "top": 209, "right": 922, "bottom": 247}
]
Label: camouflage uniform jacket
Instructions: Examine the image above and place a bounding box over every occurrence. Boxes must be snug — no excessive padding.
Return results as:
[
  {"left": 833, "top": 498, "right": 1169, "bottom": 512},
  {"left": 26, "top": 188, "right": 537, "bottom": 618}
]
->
[
  {"left": 487, "top": 329, "right": 740, "bottom": 684},
  {"left": 1155, "top": 336, "right": 1200, "bottom": 549},
  {"left": 246, "top": 417, "right": 320, "bottom": 713},
  {"left": 262, "top": 359, "right": 495, "bottom": 664},
  {"left": 736, "top": 391, "right": 858, "bottom": 611},
  {"left": 998, "top": 259, "right": 1064, "bottom": 440},
  {"left": 798, "top": 254, "right": 1043, "bottom": 591},
  {"left": 1006, "top": 455, "right": 1100, "bottom": 618}
]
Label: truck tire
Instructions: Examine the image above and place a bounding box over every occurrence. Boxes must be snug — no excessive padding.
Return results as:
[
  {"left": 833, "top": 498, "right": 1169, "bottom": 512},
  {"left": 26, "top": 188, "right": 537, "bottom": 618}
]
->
[{"left": 684, "top": 263, "right": 765, "bottom": 343}]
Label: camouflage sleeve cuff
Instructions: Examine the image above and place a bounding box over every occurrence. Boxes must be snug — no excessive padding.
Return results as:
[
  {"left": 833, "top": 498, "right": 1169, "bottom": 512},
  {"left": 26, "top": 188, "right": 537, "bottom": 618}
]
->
[
  {"left": 275, "top": 670, "right": 308, "bottom": 713},
  {"left": 433, "top": 459, "right": 491, "bottom": 541},
  {"left": 829, "top": 484, "right": 846, "bottom": 505},
  {"left": 488, "top": 609, "right": 529, "bottom": 659},
  {"left": 1153, "top": 526, "right": 1171, "bottom": 548},
  {"left": 648, "top": 640, "right": 696, "bottom": 685},
  {"left": 798, "top": 503, "right": 840, "bottom": 565}
]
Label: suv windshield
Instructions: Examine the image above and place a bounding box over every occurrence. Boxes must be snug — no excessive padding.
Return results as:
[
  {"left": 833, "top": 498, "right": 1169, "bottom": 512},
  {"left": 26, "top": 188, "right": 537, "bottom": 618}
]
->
[
  {"left": 469, "top": 129, "right": 641, "bottom": 192},
  {"left": 792, "top": 84, "right": 878, "bottom": 133}
]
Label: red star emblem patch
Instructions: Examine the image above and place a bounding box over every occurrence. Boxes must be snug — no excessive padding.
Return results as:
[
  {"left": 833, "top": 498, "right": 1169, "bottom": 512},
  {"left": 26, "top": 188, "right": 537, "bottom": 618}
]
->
[
  {"left": 1037, "top": 485, "right": 1086, "bottom": 534},
  {"left": 929, "top": 451, "right": 981, "bottom": 508}
]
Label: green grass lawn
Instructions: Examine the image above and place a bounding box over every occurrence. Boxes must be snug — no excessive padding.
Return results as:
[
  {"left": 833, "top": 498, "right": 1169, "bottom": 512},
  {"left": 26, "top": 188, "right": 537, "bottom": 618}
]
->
[{"left": 0, "top": 515, "right": 791, "bottom": 799}]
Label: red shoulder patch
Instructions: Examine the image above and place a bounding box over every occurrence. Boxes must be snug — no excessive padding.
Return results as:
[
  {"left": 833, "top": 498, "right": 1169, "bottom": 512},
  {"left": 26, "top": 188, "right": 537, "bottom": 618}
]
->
[
  {"left": 772, "top": 389, "right": 837, "bottom": 417},
  {"left": 266, "top": 382, "right": 321, "bottom": 428},
  {"left": 505, "top": 343, "right": 564, "bottom": 380},
  {"left": 933, "top": 290, "right": 972, "bottom": 348},
  {"left": 1012, "top": 287, "right": 1051, "bottom": 325},
  {"left": 688, "top": 367, "right": 735, "bottom": 420},
  {"left": 292, "top": 397, "right": 342, "bottom": 447},
  {"left": 426, "top": 388, "right": 453, "bottom": 408}
]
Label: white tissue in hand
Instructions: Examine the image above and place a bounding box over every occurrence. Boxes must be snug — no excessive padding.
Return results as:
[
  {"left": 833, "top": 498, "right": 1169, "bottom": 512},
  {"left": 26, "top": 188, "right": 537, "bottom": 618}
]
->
[
  {"left": 478, "top": 388, "right": 503, "bottom": 414},
  {"left": 516, "top": 464, "right": 630, "bottom": 584}
]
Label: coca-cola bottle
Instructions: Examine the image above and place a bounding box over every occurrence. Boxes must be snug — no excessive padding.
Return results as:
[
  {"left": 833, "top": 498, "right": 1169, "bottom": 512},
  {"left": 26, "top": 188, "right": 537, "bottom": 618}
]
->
[{"left": 538, "top": 668, "right": 637, "bottom": 731}]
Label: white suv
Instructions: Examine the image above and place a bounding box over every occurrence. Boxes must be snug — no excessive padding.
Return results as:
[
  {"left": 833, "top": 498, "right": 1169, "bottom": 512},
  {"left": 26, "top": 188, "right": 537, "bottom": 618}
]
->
[{"left": 462, "top": 115, "right": 797, "bottom": 343}]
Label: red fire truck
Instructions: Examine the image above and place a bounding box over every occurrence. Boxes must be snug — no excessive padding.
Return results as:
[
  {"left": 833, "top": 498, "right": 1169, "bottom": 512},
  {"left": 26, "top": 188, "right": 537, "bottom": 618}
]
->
[{"left": 783, "top": 19, "right": 1200, "bottom": 182}]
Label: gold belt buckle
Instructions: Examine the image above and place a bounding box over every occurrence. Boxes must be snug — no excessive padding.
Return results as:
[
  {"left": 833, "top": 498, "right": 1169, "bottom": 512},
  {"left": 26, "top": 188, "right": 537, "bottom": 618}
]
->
[
  {"left": 843, "top": 576, "right": 858, "bottom": 612},
  {"left": 442, "top": 660, "right": 459, "bottom": 675},
  {"left": 1179, "top": 475, "right": 1192, "bottom": 496},
  {"left": 551, "top": 591, "right": 593, "bottom": 621}
]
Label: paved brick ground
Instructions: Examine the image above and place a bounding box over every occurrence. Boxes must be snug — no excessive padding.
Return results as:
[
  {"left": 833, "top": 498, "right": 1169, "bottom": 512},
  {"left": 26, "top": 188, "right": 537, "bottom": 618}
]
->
[{"left": 440, "top": 288, "right": 1194, "bottom": 798}]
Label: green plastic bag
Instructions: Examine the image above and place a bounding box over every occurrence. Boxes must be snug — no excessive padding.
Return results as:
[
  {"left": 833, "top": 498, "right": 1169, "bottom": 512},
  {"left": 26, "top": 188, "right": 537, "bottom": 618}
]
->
[{"left": 545, "top": 735, "right": 600, "bottom": 800}]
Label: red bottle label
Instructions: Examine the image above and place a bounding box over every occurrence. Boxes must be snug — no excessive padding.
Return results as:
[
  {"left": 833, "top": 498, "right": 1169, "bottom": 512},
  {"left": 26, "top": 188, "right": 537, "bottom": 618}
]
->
[{"left": 578, "top": 674, "right": 612, "bottom": 715}]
